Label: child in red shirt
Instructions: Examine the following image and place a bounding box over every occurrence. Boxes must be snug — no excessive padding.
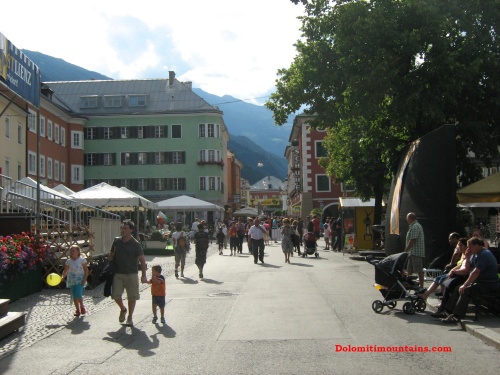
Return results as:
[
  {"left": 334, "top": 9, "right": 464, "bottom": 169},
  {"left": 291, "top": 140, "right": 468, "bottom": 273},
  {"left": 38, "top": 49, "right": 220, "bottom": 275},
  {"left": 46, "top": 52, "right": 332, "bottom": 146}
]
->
[{"left": 148, "top": 265, "right": 166, "bottom": 324}]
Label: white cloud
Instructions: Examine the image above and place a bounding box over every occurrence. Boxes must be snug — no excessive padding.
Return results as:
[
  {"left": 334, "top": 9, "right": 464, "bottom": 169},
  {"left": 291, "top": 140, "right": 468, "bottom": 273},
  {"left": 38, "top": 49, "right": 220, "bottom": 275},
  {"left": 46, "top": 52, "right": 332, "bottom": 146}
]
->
[{"left": 1, "top": 0, "right": 303, "bottom": 105}]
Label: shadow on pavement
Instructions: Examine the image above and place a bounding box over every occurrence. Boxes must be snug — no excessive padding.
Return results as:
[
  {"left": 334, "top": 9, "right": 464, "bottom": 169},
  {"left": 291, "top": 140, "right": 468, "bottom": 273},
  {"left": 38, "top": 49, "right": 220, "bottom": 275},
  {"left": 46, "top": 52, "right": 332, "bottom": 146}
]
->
[
  {"left": 180, "top": 277, "right": 198, "bottom": 284},
  {"left": 200, "top": 278, "right": 223, "bottom": 284},
  {"left": 66, "top": 318, "right": 91, "bottom": 335},
  {"left": 289, "top": 263, "right": 314, "bottom": 267}
]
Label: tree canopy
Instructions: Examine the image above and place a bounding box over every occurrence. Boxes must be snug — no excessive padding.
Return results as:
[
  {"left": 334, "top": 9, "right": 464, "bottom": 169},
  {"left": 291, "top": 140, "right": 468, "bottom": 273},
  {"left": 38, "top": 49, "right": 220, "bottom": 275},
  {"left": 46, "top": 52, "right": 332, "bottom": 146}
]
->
[{"left": 266, "top": 0, "right": 499, "bottom": 222}]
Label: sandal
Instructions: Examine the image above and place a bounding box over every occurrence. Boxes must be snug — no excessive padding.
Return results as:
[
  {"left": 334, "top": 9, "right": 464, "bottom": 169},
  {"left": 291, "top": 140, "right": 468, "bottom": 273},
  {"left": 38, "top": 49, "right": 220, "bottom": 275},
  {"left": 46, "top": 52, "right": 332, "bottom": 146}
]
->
[{"left": 441, "top": 314, "right": 460, "bottom": 324}]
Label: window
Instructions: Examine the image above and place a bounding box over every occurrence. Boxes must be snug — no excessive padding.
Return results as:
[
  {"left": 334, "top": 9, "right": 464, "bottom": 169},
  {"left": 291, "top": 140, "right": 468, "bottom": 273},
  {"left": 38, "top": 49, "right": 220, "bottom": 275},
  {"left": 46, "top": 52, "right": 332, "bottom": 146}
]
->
[
  {"left": 28, "top": 111, "right": 36, "bottom": 132},
  {"left": 341, "top": 182, "right": 355, "bottom": 192},
  {"left": 129, "top": 95, "right": 146, "bottom": 107},
  {"left": 121, "top": 127, "right": 129, "bottom": 139},
  {"left": 71, "top": 131, "right": 83, "bottom": 149},
  {"left": 103, "top": 153, "right": 113, "bottom": 166},
  {"left": 200, "top": 177, "right": 206, "bottom": 190},
  {"left": 47, "top": 158, "right": 53, "bottom": 179},
  {"left": 16, "top": 123, "right": 21, "bottom": 144},
  {"left": 71, "top": 165, "right": 84, "bottom": 184},
  {"left": 199, "top": 124, "right": 206, "bottom": 138},
  {"left": 154, "top": 126, "right": 161, "bottom": 138},
  {"left": 54, "top": 161, "right": 60, "bottom": 181},
  {"left": 208, "top": 150, "right": 215, "bottom": 161},
  {"left": 138, "top": 152, "right": 147, "bottom": 165},
  {"left": 315, "top": 141, "right": 327, "bottom": 158},
  {"left": 39, "top": 117, "right": 45, "bottom": 137},
  {"left": 209, "top": 177, "right": 216, "bottom": 190},
  {"left": 122, "top": 152, "right": 130, "bottom": 166},
  {"left": 47, "top": 120, "right": 52, "bottom": 140},
  {"left": 155, "top": 179, "right": 165, "bottom": 191},
  {"left": 316, "top": 175, "right": 330, "bottom": 192},
  {"left": 60, "top": 163, "right": 66, "bottom": 182},
  {"left": 172, "top": 124, "right": 181, "bottom": 138},
  {"left": 4, "top": 116, "right": 10, "bottom": 138},
  {"left": 155, "top": 152, "right": 164, "bottom": 165},
  {"left": 80, "top": 96, "right": 98, "bottom": 108},
  {"left": 54, "top": 124, "right": 60, "bottom": 144},
  {"left": 199, "top": 150, "right": 206, "bottom": 162},
  {"left": 85, "top": 128, "right": 96, "bottom": 140},
  {"left": 104, "top": 95, "right": 122, "bottom": 108},
  {"left": 137, "top": 179, "right": 148, "bottom": 191},
  {"left": 216, "top": 124, "right": 220, "bottom": 138},
  {"left": 17, "top": 163, "right": 22, "bottom": 180},
  {"left": 4, "top": 159, "right": 10, "bottom": 177},
  {"left": 28, "top": 151, "right": 37, "bottom": 174},
  {"left": 172, "top": 178, "right": 184, "bottom": 191},
  {"left": 60, "top": 127, "right": 66, "bottom": 146},
  {"left": 172, "top": 151, "right": 183, "bottom": 164},
  {"left": 207, "top": 124, "right": 215, "bottom": 137},
  {"left": 137, "top": 126, "right": 144, "bottom": 139},
  {"left": 39, "top": 155, "right": 45, "bottom": 177},
  {"left": 104, "top": 127, "right": 112, "bottom": 139},
  {"left": 121, "top": 179, "right": 130, "bottom": 188},
  {"left": 85, "top": 154, "right": 96, "bottom": 166}
]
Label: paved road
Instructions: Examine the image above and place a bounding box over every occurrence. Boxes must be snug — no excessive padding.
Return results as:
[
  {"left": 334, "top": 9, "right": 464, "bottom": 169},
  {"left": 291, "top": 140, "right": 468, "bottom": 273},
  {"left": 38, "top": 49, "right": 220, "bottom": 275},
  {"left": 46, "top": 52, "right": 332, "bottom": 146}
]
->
[{"left": 1, "top": 239, "right": 498, "bottom": 374}]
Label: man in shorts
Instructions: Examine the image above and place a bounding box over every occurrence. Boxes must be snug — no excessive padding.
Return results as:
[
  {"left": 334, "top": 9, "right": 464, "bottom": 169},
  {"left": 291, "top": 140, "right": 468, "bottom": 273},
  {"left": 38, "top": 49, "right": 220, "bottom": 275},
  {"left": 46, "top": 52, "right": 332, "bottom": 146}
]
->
[
  {"left": 109, "top": 220, "right": 147, "bottom": 326},
  {"left": 405, "top": 212, "right": 425, "bottom": 288}
]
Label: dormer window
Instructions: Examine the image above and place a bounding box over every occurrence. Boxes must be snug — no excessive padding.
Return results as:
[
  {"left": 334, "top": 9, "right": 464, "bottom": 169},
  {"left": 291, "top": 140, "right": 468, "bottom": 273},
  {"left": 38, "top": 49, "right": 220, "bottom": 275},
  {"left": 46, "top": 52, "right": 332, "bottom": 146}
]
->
[
  {"left": 129, "top": 95, "right": 147, "bottom": 107},
  {"left": 80, "top": 95, "right": 98, "bottom": 108},
  {"left": 104, "top": 95, "right": 122, "bottom": 108}
]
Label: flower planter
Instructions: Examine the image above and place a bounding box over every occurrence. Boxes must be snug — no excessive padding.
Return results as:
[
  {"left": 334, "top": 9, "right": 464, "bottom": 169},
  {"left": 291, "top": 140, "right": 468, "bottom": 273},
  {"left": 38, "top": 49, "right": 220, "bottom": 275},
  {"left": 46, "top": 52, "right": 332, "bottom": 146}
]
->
[{"left": 0, "top": 265, "right": 43, "bottom": 302}]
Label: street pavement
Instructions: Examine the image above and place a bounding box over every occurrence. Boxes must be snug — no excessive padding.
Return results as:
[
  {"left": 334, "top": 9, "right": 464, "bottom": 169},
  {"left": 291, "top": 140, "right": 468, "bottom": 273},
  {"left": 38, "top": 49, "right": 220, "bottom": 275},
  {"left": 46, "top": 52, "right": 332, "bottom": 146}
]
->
[{"left": 0, "top": 238, "right": 499, "bottom": 375}]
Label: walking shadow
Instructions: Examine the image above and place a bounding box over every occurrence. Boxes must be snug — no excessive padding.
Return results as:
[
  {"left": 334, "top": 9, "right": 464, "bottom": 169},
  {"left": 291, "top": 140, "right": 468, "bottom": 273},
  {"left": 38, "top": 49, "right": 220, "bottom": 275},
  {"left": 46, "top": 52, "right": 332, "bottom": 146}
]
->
[
  {"left": 289, "top": 262, "right": 314, "bottom": 267},
  {"left": 155, "top": 323, "right": 177, "bottom": 338},
  {"left": 103, "top": 326, "right": 160, "bottom": 357},
  {"left": 200, "top": 278, "right": 223, "bottom": 284},
  {"left": 261, "top": 263, "right": 281, "bottom": 269},
  {"left": 66, "top": 318, "right": 91, "bottom": 334},
  {"left": 180, "top": 277, "right": 198, "bottom": 284}
]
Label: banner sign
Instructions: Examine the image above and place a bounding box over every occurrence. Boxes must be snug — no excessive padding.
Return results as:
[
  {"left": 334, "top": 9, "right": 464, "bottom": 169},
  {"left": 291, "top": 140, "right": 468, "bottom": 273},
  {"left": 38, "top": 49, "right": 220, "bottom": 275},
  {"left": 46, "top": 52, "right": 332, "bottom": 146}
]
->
[{"left": 0, "top": 33, "right": 41, "bottom": 107}]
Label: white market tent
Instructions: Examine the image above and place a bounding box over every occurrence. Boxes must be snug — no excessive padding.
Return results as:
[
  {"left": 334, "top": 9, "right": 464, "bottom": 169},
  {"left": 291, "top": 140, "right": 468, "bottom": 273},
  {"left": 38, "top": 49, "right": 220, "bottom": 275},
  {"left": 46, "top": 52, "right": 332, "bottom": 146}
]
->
[
  {"left": 339, "top": 198, "right": 377, "bottom": 208},
  {"left": 70, "top": 182, "right": 154, "bottom": 211},
  {"left": 156, "top": 195, "right": 224, "bottom": 226},
  {"left": 11, "top": 177, "right": 74, "bottom": 201},
  {"left": 52, "top": 184, "right": 76, "bottom": 196},
  {"left": 156, "top": 195, "right": 224, "bottom": 212},
  {"left": 233, "top": 207, "right": 259, "bottom": 217}
]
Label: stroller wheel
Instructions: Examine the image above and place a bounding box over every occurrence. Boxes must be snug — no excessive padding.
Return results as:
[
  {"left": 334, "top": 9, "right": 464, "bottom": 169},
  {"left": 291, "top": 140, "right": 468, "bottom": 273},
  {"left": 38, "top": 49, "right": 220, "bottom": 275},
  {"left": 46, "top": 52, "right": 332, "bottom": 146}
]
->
[
  {"left": 372, "top": 300, "right": 384, "bottom": 313},
  {"left": 403, "top": 302, "right": 416, "bottom": 315},
  {"left": 387, "top": 301, "right": 397, "bottom": 309},
  {"left": 412, "top": 299, "right": 426, "bottom": 312}
]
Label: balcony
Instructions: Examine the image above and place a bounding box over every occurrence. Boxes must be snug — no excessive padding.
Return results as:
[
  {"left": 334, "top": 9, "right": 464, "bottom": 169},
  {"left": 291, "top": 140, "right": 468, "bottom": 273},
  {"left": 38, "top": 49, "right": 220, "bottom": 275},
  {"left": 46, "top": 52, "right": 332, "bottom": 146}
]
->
[{"left": 197, "top": 160, "right": 224, "bottom": 167}]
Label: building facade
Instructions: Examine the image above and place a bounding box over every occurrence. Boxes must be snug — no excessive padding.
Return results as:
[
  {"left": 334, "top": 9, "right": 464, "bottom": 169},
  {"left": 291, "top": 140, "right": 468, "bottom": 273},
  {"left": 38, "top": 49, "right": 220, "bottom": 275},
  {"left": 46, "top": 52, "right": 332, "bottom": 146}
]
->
[
  {"left": 285, "top": 114, "right": 352, "bottom": 221},
  {"left": 46, "top": 72, "right": 229, "bottom": 206}
]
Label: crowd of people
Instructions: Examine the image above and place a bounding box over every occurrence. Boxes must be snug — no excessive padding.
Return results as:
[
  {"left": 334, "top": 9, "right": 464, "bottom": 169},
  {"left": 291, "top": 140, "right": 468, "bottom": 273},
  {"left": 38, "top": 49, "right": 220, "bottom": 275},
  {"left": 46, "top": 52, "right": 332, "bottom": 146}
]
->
[{"left": 63, "top": 214, "right": 498, "bottom": 328}]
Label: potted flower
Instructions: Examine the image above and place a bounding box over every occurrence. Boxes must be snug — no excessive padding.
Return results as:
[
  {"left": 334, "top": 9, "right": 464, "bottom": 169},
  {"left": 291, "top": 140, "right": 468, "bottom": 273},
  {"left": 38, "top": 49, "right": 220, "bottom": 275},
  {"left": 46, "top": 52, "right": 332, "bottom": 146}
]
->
[{"left": 0, "top": 232, "right": 49, "bottom": 301}]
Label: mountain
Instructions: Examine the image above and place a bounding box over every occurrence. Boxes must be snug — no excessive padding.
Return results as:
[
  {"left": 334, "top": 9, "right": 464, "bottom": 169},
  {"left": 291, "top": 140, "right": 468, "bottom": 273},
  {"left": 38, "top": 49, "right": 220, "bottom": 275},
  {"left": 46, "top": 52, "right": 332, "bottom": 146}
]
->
[{"left": 22, "top": 50, "right": 289, "bottom": 183}]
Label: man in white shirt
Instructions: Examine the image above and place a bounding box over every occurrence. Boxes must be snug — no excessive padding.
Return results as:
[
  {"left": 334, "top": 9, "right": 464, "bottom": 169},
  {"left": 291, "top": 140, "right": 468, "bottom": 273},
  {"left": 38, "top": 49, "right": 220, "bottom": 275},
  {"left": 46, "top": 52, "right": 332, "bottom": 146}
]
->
[
  {"left": 248, "top": 217, "right": 268, "bottom": 264},
  {"left": 191, "top": 218, "right": 200, "bottom": 242}
]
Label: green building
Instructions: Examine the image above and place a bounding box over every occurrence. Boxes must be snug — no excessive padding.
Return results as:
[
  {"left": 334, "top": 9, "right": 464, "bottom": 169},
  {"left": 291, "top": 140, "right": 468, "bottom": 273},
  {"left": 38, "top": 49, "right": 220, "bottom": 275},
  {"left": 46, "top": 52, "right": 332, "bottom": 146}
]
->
[{"left": 47, "top": 72, "right": 228, "bottom": 208}]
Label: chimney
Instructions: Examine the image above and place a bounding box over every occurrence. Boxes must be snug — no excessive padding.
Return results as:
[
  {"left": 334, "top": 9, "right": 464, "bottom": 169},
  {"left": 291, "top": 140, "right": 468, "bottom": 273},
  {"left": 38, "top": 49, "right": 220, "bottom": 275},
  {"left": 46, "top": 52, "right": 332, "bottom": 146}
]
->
[{"left": 169, "top": 71, "right": 175, "bottom": 86}]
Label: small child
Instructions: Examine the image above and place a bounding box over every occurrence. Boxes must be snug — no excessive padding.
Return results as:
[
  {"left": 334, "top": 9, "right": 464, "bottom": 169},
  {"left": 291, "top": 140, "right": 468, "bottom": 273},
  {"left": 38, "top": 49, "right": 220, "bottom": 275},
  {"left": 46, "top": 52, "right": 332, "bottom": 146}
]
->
[
  {"left": 62, "top": 244, "right": 89, "bottom": 317},
  {"left": 148, "top": 265, "right": 166, "bottom": 324},
  {"left": 216, "top": 227, "right": 225, "bottom": 255}
]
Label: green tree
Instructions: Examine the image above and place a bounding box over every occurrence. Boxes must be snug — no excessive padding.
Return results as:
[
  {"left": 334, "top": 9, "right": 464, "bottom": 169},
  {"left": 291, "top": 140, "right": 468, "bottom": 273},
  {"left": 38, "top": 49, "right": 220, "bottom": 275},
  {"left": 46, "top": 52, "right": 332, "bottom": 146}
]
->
[{"left": 267, "top": 0, "right": 499, "bottom": 224}]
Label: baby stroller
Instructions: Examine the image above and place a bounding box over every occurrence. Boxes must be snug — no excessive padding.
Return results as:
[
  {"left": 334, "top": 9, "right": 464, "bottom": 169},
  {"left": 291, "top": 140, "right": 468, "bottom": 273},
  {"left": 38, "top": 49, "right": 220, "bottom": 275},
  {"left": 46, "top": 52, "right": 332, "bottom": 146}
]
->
[
  {"left": 302, "top": 232, "right": 319, "bottom": 258},
  {"left": 367, "top": 252, "right": 426, "bottom": 315}
]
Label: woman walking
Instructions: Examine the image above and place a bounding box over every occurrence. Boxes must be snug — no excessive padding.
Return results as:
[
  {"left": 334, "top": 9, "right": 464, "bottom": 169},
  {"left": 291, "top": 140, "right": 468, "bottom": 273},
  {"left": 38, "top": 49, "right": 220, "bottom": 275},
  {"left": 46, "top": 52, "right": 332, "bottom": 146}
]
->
[{"left": 281, "top": 218, "right": 295, "bottom": 263}]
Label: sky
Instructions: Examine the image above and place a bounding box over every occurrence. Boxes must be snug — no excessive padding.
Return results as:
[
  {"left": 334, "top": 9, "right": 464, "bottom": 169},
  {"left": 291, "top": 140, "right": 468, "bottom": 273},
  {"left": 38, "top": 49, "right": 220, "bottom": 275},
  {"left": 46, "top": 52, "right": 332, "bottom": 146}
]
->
[{"left": 1, "top": 0, "right": 304, "bottom": 105}]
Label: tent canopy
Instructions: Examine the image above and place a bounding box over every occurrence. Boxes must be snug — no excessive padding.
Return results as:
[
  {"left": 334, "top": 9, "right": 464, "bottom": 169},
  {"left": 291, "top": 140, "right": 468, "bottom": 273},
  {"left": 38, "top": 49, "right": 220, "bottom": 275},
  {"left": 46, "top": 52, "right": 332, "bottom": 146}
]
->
[
  {"left": 70, "top": 182, "right": 155, "bottom": 211},
  {"left": 52, "top": 184, "right": 76, "bottom": 196},
  {"left": 11, "top": 177, "right": 73, "bottom": 200},
  {"left": 156, "top": 195, "right": 224, "bottom": 211},
  {"left": 456, "top": 173, "right": 500, "bottom": 205},
  {"left": 232, "top": 207, "right": 259, "bottom": 217},
  {"left": 339, "top": 198, "right": 378, "bottom": 208}
]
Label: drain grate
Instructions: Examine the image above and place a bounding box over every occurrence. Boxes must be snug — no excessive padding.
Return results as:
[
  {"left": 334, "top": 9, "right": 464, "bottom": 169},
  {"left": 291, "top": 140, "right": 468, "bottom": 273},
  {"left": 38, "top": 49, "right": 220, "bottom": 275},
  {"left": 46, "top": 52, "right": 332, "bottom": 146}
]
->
[{"left": 207, "top": 292, "right": 240, "bottom": 297}]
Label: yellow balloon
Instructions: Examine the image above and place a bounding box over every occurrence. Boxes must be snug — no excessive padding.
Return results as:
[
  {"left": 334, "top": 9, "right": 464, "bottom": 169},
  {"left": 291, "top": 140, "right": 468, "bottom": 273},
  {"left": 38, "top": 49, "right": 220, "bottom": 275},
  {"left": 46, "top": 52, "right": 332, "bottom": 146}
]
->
[{"left": 46, "top": 273, "right": 62, "bottom": 287}]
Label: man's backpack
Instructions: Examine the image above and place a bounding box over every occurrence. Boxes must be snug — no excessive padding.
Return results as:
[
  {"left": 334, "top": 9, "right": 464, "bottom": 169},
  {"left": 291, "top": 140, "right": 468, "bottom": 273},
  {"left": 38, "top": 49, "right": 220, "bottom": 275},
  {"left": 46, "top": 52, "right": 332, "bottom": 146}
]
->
[{"left": 177, "top": 232, "right": 187, "bottom": 250}]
